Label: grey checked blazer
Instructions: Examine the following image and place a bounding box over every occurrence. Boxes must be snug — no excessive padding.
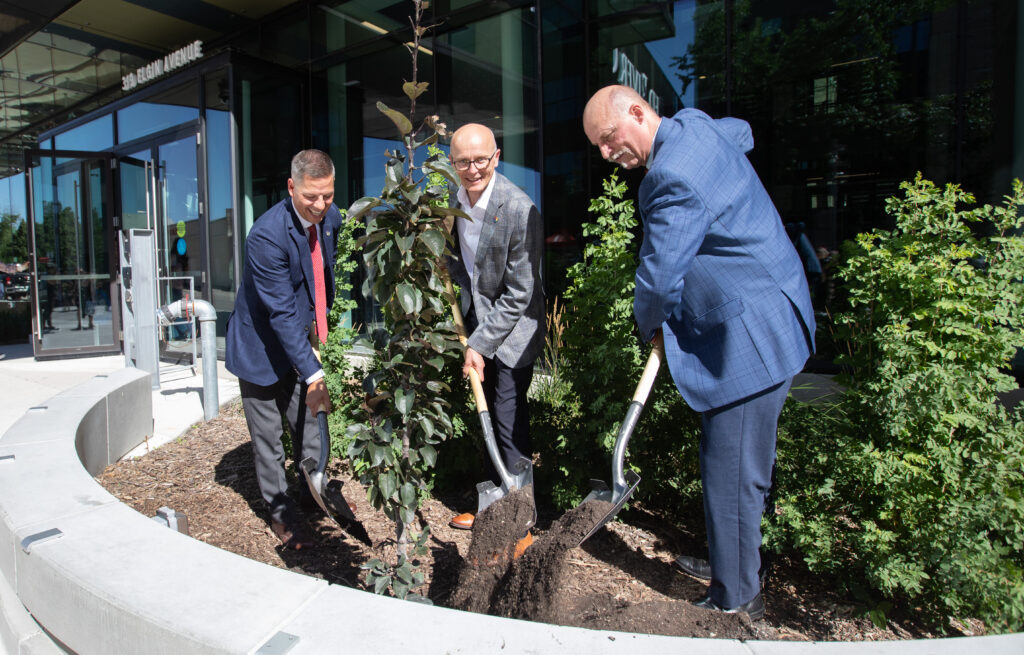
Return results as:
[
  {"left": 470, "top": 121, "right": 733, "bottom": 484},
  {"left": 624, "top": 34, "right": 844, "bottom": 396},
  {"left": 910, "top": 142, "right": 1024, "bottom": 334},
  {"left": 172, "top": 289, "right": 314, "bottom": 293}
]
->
[{"left": 449, "top": 172, "right": 545, "bottom": 369}]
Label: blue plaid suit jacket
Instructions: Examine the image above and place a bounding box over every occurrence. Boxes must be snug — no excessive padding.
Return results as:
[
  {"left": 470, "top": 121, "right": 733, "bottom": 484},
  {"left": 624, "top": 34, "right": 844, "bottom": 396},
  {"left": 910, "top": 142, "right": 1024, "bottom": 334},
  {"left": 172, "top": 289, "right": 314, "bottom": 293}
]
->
[{"left": 635, "top": 109, "right": 815, "bottom": 412}]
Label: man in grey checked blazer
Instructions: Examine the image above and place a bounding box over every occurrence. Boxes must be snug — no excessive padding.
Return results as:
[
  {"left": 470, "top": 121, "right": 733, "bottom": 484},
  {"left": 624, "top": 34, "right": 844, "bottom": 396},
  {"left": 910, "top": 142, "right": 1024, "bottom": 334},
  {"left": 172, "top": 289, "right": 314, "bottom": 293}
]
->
[
  {"left": 446, "top": 123, "right": 545, "bottom": 530},
  {"left": 584, "top": 86, "right": 815, "bottom": 620}
]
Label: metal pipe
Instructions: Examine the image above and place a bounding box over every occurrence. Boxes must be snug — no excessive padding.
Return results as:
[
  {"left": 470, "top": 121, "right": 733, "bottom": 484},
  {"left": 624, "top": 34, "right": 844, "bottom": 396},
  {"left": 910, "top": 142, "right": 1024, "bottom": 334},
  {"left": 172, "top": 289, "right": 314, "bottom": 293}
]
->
[{"left": 157, "top": 298, "right": 219, "bottom": 420}]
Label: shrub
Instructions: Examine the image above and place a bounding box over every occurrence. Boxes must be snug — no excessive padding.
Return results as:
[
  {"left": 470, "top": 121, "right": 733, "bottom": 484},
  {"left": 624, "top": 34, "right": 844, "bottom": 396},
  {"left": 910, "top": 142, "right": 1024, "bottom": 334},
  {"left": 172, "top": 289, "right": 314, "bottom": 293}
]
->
[
  {"left": 768, "top": 174, "right": 1024, "bottom": 632},
  {"left": 533, "top": 173, "right": 701, "bottom": 511},
  {"left": 321, "top": 209, "right": 364, "bottom": 460}
]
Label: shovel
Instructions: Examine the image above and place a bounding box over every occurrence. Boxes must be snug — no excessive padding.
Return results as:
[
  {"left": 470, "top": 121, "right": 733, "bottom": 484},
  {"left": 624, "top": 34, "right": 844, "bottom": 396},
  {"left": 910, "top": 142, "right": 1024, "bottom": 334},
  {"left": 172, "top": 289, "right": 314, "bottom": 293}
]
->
[
  {"left": 300, "top": 407, "right": 359, "bottom": 524},
  {"left": 577, "top": 339, "right": 664, "bottom": 545},
  {"left": 298, "top": 337, "right": 370, "bottom": 544},
  {"left": 445, "top": 278, "right": 536, "bottom": 532}
]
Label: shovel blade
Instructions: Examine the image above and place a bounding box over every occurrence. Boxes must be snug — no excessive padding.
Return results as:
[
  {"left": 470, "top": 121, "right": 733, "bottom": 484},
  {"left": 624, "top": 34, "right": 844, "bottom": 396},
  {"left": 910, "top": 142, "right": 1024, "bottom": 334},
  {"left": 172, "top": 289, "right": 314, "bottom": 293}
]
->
[
  {"left": 581, "top": 479, "right": 613, "bottom": 505},
  {"left": 300, "top": 456, "right": 370, "bottom": 545},
  {"left": 577, "top": 469, "right": 641, "bottom": 546},
  {"left": 476, "top": 480, "right": 504, "bottom": 515},
  {"left": 300, "top": 456, "right": 330, "bottom": 516}
]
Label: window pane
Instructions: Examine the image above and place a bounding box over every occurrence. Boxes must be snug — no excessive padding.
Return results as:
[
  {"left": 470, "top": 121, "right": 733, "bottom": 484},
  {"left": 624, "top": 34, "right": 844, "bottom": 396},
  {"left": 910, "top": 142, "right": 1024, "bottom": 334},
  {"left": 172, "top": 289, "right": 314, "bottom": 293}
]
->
[
  {"left": 205, "top": 69, "right": 235, "bottom": 339},
  {"left": 118, "top": 81, "right": 199, "bottom": 143},
  {"left": 54, "top": 114, "right": 113, "bottom": 151}
]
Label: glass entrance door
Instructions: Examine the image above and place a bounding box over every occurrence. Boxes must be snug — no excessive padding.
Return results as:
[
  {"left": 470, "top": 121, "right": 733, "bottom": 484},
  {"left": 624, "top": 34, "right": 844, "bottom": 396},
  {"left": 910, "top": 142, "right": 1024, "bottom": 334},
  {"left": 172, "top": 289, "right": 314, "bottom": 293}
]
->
[
  {"left": 123, "top": 131, "right": 202, "bottom": 363},
  {"left": 26, "top": 150, "right": 119, "bottom": 357}
]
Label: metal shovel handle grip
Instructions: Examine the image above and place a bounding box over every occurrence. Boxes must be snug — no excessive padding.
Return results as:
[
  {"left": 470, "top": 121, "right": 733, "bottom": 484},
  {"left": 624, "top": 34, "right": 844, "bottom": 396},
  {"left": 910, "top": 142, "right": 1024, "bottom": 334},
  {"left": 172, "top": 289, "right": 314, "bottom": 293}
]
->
[
  {"left": 445, "top": 277, "right": 517, "bottom": 491},
  {"left": 315, "top": 407, "right": 330, "bottom": 475},
  {"left": 611, "top": 343, "right": 663, "bottom": 491}
]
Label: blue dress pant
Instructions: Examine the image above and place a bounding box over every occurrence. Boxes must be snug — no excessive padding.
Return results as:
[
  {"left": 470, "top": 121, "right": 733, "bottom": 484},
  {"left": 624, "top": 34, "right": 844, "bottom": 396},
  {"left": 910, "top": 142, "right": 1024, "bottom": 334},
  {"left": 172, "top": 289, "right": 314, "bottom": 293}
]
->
[{"left": 700, "top": 377, "right": 792, "bottom": 608}]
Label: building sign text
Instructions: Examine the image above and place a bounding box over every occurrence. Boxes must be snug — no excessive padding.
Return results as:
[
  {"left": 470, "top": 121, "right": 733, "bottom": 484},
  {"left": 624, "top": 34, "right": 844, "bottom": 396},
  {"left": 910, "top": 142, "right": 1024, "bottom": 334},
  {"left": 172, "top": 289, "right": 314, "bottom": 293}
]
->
[
  {"left": 122, "top": 40, "right": 204, "bottom": 92},
  {"left": 611, "top": 47, "right": 661, "bottom": 115}
]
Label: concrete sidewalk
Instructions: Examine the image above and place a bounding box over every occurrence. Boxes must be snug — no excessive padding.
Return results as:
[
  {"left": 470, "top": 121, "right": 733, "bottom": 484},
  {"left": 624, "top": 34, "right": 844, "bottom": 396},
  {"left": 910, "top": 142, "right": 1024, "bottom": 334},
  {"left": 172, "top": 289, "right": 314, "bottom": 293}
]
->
[{"left": 0, "top": 342, "right": 240, "bottom": 456}]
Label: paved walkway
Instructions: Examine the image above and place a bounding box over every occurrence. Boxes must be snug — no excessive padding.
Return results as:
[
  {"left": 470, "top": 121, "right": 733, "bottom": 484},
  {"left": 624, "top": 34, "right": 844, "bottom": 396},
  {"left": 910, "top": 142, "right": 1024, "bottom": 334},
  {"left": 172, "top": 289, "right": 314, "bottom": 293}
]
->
[{"left": 0, "top": 342, "right": 241, "bottom": 455}]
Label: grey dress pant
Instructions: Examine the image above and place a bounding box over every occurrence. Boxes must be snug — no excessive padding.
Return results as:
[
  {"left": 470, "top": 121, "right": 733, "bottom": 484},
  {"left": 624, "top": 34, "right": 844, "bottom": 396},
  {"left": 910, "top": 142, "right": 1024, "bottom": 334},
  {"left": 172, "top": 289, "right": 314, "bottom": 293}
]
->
[{"left": 238, "top": 371, "right": 320, "bottom": 524}]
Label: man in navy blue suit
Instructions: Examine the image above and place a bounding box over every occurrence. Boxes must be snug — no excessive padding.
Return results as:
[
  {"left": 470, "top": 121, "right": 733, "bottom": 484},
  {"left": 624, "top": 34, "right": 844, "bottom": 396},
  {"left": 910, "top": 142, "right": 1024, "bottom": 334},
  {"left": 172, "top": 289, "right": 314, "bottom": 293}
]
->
[
  {"left": 226, "top": 149, "right": 344, "bottom": 550},
  {"left": 583, "top": 86, "right": 815, "bottom": 619}
]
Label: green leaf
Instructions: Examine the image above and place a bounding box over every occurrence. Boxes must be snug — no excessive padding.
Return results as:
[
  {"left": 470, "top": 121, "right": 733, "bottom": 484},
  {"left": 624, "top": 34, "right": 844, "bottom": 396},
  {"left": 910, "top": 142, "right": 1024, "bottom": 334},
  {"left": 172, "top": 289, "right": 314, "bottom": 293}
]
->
[
  {"left": 377, "top": 101, "right": 413, "bottom": 135},
  {"left": 397, "top": 283, "right": 418, "bottom": 314},
  {"left": 419, "top": 228, "right": 445, "bottom": 257},
  {"left": 420, "top": 444, "right": 437, "bottom": 467},
  {"left": 402, "top": 81, "right": 429, "bottom": 101},
  {"left": 423, "top": 158, "right": 460, "bottom": 187},
  {"left": 400, "top": 482, "right": 418, "bottom": 506},
  {"left": 373, "top": 574, "right": 390, "bottom": 595},
  {"left": 379, "top": 471, "right": 398, "bottom": 500},
  {"left": 391, "top": 579, "right": 410, "bottom": 599},
  {"left": 395, "top": 233, "right": 415, "bottom": 254},
  {"left": 430, "top": 205, "right": 471, "bottom": 220},
  {"left": 347, "top": 196, "right": 381, "bottom": 222},
  {"left": 395, "top": 387, "right": 415, "bottom": 417}
]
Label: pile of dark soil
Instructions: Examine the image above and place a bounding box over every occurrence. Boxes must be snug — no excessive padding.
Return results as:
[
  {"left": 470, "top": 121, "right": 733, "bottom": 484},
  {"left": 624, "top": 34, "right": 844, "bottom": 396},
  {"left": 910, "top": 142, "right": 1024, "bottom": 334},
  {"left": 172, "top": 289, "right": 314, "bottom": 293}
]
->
[{"left": 96, "top": 401, "right": 972, "bottom": 642}]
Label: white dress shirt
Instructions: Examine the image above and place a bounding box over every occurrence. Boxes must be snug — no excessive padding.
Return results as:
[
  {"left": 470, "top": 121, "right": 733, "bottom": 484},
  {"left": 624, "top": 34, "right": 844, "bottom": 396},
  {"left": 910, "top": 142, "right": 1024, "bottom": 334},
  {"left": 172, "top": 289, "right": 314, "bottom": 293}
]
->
[{"left": 455, "top": 172, "right": 498, "bottom": 286}]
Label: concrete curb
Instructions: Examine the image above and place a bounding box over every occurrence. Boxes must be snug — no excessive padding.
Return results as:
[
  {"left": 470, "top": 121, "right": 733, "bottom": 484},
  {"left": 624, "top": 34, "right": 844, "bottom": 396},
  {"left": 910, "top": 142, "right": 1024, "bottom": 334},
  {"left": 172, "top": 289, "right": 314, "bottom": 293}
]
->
[{"left": 0, "top": 369, "right": 1022, "bottom": 654}]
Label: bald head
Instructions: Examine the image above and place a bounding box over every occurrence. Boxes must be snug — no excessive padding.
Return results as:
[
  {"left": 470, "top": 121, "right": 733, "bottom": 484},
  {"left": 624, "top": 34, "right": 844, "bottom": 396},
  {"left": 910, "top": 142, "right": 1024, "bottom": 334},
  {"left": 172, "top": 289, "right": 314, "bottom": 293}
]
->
[
  {"left": 583, "top": 85, "right": 661, "bottom": 169},
  {"left": 451, "top": 123, "right": 500, "bottom": 206},
  {"left": 451, "top": 123, "right": 497, "bottom": 153}
]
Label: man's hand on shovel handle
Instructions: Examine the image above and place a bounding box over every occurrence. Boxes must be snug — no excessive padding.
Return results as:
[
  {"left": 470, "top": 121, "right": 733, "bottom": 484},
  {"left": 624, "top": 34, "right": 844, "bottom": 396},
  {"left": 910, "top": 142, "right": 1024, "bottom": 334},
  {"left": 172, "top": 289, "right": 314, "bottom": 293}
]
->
[
  {"left": 306, "top": 378, "right": 331, "bottom": 415},
  {"left": 463, "top": 347, "right": 486, "bottom": 382}
]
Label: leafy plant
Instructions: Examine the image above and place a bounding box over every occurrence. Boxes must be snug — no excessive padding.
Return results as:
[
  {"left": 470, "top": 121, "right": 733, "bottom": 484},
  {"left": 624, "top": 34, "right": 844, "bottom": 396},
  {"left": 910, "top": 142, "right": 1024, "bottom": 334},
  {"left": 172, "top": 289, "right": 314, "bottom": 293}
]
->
[
  {"left": 533, "top": 172, "right": 701, "bottom": 510},
  {"left": 320, "top": 208, "right": 364, "bottom": 459},
  {"left": 768, "top": 174, "right": 1024, "bottom": 632},
  {"left": 342, "top": 0, "right": 464, "bottom": 600}
]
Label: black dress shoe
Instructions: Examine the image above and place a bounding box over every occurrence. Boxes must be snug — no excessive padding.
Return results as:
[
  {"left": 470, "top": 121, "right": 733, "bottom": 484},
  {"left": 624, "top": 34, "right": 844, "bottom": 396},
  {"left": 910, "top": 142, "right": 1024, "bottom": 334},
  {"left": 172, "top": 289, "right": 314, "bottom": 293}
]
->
[
  {"left": 693, "top": 592, "right": 765, "bottom": 621},
  {"left": 674, "top": 553, "right": 772, "bottom": 584},
  {"left": 673, "top": 554, "right": 712, "bottom": 580}
]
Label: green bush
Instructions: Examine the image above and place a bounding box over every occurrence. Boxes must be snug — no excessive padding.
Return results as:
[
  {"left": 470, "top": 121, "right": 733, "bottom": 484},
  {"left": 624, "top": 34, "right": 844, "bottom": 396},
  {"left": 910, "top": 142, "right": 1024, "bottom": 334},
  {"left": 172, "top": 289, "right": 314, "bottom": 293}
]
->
[
  {"left": 532, "top": 173, "right": 701, "bottom": 512},
  {"left": 321, "top": 208, "right": 364, "bottom": 461},
  {"left": 768, "top": 174, "right": 1024, "bottom": 632}
]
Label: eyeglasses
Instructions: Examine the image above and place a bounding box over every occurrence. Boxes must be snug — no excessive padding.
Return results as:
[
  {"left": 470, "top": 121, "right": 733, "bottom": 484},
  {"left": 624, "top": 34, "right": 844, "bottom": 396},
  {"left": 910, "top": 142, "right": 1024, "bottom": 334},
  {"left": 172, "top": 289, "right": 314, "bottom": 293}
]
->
[{"left": 453, "top": 150, "right": 497, "bottom": 171}]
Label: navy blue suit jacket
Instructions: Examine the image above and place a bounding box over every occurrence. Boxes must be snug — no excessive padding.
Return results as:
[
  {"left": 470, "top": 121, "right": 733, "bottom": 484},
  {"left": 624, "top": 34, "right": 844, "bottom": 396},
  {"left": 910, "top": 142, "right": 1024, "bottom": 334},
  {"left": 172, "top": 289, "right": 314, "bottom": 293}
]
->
[
  {"left": 226, "top": 198, "right": 344, "bottom": 386},
  {"left": 635, "top": 109, "right": 815, "bottom": 412}
]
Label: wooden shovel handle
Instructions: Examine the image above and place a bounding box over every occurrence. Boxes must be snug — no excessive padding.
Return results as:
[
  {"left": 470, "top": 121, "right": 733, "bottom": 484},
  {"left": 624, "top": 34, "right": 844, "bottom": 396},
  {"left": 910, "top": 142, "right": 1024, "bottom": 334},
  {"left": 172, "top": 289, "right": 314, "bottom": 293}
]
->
[{"left": 445, "top": 277, "right": 489, "bottom": 413}]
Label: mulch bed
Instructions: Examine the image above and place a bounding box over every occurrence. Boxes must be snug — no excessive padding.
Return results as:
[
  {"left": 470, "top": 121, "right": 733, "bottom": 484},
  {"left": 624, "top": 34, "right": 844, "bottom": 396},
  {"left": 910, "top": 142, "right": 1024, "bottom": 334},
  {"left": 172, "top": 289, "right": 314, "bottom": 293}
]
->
[{"left": 96, "top": 401, "right": 977, "bottom": 641}]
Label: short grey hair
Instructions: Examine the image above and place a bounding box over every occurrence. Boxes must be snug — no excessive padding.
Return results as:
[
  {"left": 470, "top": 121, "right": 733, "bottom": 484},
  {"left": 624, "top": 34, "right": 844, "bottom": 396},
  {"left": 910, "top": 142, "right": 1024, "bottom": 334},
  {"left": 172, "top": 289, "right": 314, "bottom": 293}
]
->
[{"left": 290, "top": 149, "right": 335, "bottom": 182}]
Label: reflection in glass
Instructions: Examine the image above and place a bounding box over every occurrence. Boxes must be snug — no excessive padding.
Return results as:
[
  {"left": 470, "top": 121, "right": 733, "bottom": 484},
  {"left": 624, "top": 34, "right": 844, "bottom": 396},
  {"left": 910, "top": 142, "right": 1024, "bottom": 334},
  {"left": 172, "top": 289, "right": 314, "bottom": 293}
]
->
[
  {"left": 0, "top": 174, "right": 28, "bottom": 268},
  {"left": 434, "top": 8, "right": 541, "bottom": 205},
  {"left": 119, "top": 155, "right": 150, "bottom": 231},
  {"left": 29, "top": 153, "right": 114, "bottom": 353},
  {"left": 205, "top": 68, "right": 235, "bottom": 341},
  {"left": 117, "top": 81, "right": 200, "bottom": 143},
  {"left": 54, "top": 115, "right": 114, "bottom": 152}
]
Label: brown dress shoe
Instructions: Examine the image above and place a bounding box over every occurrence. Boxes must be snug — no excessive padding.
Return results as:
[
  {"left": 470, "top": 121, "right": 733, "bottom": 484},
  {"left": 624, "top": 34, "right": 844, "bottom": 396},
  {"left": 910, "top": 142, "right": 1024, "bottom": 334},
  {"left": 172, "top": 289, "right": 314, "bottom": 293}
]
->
[
  {"left": 271, "top": 520, "right": 314, "bottom": 550},
  {"left": 449, "top": 512, "right": 474, "bottom": 530}
]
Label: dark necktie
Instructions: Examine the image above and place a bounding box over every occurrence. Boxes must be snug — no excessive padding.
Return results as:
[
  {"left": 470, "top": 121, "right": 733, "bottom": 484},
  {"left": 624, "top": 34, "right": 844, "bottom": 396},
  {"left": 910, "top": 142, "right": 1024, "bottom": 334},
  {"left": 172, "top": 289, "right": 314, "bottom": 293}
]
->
[{"left": 307, "top": 225, "right": 328, "bottom": 344}]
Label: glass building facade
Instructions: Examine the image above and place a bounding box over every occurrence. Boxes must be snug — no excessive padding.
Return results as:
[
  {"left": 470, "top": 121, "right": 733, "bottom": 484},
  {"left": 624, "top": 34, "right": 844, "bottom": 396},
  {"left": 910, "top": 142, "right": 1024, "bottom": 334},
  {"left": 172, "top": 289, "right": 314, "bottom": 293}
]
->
[{"left": 0, "top": 0, "right": 1020, "bottom": 358}]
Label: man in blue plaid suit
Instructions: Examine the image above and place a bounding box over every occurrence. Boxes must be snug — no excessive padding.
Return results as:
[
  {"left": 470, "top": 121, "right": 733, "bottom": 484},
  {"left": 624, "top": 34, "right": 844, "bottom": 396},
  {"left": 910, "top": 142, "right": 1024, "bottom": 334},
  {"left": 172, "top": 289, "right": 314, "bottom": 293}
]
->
[
  {"left": 446, "top": 123, "right": 546, "bottom": 530},
  {"left": 583, "top": 85, "right": 815, "bottom": 620}
]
